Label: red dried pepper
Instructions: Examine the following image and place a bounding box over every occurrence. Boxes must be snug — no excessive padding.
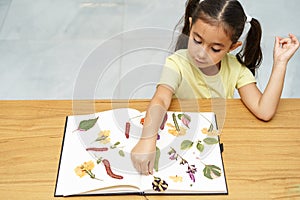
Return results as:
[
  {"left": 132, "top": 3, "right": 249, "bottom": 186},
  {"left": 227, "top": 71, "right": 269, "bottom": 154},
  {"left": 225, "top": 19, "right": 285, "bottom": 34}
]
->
[
  {"left": 140, "top": 117, "right": 145, "bottom": 125},
  {"left": 102, "top": 159, "right": 123, "bottom": 179},
  {"left": 86, "top": 147, "right": 109, "bottom": 152},
  {"left": 160, "top": 113, "right": 168, "bottom": 130},
  {"left": 125, "top": 122, "right": 130, "bottom": 139}
]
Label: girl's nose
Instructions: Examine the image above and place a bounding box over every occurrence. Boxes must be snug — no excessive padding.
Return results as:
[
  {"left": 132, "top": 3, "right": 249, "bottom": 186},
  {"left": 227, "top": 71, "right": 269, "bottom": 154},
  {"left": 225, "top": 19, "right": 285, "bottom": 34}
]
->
[{"left": 197, "top": 46, "right": 208, "bottom": 59}]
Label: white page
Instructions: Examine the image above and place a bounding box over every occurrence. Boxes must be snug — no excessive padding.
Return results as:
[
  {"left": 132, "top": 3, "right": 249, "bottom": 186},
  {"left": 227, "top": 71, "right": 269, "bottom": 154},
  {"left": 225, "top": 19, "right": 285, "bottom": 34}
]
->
[
  {"left": 139, "top": 112, "right": 227, "bottom": 194},
  {"left": 55, "top": 109, "right": 144, "bottom": 196}
]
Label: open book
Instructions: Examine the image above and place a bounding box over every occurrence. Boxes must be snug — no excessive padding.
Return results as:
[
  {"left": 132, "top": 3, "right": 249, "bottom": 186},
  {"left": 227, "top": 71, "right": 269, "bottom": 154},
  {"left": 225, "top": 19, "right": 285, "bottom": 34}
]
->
[{"left": 54, "top": 108, "right": 228, "bottom": 196}]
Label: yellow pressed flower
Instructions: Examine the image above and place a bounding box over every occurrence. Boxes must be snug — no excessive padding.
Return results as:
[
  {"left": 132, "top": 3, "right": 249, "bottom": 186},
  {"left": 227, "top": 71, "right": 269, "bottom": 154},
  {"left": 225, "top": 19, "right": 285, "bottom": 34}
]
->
[
  {"left": 83, "top": 160, "right": 95, "bottom": 171},
  {"left": 74, "top": 160, "right": 95, "bottom": 178},
  {"left": 201, "top": 128, "right": 208, "bottom": 134},
  {"left": 102, "top": 130, "right": 110, "bottom": 137},
  {"left": 167, "top": 123, "right": 187, "bottom": 137},
  {"left": 201, "top": 127, "right": 220, "bottom": 136},
  {"left": 74, "top": 166, "right": 86, "bottom": 177},
  {"left": 169, "top": 175, "right": 183, "bottom": 182},
  {"left": 97, "top": 130, "right": 111, "bottom": 144}
]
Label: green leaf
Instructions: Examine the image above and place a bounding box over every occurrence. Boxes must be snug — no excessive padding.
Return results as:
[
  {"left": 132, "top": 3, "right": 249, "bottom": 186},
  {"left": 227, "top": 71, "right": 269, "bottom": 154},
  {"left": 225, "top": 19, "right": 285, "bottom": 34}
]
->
[
  {"left": 208, "top": 123, "right": 214, "bottom": 132},
  {"left": 96, "top": 157, "right": 102, "bottom": 164},
  {"left": 203, "top": 137, "right": 219, "bottom": 145},
  {"left": 95, "top": 135, "right": 108, "bottom": 142},
  {"left": 180, "top": 140, "right": 193, "bottom": 150},
  {"left": 118, "top": 150, "right": 125, "bottom": 157},
  {"left": 154, "top": 147, "right": 160, "bottom": 172},
  {"left": 77, "top": 117, "right": 99, "bottom": 131},
  {"left": 110, "top": 141, "right": 120, "bottom": 149},
  {"left": 196, "top": 141, "right": 204, "bottom": 152},
  {"left": 178, "top": 114, "right": 183, "bottom": 120},
  {"left": 172, "top": 113, "right": 180, "bottom": 132},
  {"left": 203, "top": 165, "right": 221, "bottom": 179}
]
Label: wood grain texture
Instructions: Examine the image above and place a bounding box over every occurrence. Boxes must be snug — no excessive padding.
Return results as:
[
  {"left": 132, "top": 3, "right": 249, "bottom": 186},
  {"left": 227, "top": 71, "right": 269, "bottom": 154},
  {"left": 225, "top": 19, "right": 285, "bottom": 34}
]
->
[{"left": 0, "top": 99, "right": 299, "bottom": 199}]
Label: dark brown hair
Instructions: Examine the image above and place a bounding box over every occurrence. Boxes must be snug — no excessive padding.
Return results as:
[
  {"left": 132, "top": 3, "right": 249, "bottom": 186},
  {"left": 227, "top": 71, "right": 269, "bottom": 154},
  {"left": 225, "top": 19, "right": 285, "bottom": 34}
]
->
[{"left": 175, "top": 0, "right": 262, "bottom": 75}]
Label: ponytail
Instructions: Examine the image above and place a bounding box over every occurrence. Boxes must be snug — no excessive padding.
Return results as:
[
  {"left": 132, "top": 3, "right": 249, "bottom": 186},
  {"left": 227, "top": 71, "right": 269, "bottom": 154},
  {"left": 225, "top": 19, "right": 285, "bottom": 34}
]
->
[
  {"left": 236, "top": 18, "right": 263, "bottom": 76},
  {"left": 174, "top": 0, "right": 200, "bottom": 51}
]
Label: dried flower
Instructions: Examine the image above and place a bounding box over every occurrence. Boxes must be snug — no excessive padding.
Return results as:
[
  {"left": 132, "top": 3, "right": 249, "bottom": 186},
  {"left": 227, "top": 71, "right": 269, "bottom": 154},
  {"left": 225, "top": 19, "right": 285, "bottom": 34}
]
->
[
  {"left": 178, "top": 113, "right": 191, "bottom": 128},
  {"left": 95, "top": 130, "right": 111, "bottom": 144},
  {"left": 152, "top": 176, "right": 168, "bottom": 192},
  {"left": 169, "top": 175, "right": 183, "bottom": 183},
  {"left": 186, "top": 165, "right": 197, "bottom": 182},
  {"left": 74, "top": 160, "right": 95, "bottom": 178}
]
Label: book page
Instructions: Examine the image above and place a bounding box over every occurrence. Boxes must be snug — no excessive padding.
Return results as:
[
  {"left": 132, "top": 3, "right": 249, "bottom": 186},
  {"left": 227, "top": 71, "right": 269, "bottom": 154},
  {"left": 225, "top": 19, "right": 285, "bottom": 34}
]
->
[
  {"left": 139, "top": 112, "right": 227, "bottom": 194},
  {"left": 55, "top": 108, "right": 144, "bottom": 196}
]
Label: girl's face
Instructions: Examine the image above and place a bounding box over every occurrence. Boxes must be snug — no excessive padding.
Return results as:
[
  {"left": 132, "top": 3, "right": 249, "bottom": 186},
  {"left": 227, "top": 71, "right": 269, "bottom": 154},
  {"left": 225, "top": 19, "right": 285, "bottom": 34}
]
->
[{"left": 187, "top": 18, "right": 240, "bottom": 74}]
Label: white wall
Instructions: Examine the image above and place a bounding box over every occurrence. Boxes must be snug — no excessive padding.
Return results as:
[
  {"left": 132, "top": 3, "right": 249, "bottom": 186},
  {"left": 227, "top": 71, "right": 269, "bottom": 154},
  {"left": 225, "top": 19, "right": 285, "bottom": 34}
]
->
[{"left": 0, "top": 0, "right": 299, "bottom": 99}]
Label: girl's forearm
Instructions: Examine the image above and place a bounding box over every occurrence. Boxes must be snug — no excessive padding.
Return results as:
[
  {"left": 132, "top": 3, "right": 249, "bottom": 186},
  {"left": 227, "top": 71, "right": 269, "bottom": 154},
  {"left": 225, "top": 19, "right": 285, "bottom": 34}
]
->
[
  {"left": 140, "top": 97, "right": 170, "bottom": 140},
  {"left": 258, "top": 62, "right": 287, "bottom": 120}
]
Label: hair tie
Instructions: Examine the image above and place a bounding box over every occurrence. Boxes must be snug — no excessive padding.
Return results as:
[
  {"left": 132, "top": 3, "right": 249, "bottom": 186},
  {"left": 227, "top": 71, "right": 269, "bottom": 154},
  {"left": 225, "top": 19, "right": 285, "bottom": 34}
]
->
[
  {"left": 246, "top": 15, "right": 252, "bottom": 23},
  {"left": 238, "top": 13, "right": 252, "bottom": 42}
]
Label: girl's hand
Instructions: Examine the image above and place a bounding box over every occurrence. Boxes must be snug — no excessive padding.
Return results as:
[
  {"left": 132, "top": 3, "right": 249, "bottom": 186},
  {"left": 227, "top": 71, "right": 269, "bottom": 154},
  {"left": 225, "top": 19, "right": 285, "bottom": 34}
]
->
[
  {"left": 274, "top": 33, "right": 299, "bottom": 65},
  {"left": 131, "top": 137, "right": 156, "bottom": 175}
]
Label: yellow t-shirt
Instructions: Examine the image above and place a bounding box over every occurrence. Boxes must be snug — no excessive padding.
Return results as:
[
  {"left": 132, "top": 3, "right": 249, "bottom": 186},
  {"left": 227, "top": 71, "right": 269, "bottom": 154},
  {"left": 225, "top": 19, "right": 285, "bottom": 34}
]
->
[{"left": 158, "top": 49, "right": 256, "bottom": 99}]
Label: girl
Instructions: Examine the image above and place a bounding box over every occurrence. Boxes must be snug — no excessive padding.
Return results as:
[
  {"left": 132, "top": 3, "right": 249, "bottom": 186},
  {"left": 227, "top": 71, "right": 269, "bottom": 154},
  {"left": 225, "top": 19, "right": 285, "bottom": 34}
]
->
[{"left": 131, "top": 0, "right": 299, "bottom": 175}]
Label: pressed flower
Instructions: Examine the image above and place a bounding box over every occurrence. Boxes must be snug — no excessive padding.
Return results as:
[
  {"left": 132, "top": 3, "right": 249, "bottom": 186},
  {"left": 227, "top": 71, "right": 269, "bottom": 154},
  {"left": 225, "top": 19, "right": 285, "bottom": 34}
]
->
[
  {"left": 152, "top": 176, "right": 168, "bottom": 192},
  {"left": 74, "top": 166, "right": 86, "bottom": 177},
  {"left": 180, "top": 158, "right": 188, "bottom": 165},
  {"left": 74, "top": 161, "right": 95, "bottom": 178},
  {"left": 201, "top": 127, "right": 220, "bottom": 136},
  {"left": 169, "top": 175, "right": 183, "bottom": 183},
  {"left": 178, "top": 113, "right": 191, "bottom": 128},
  {"left": 74, "top": 161, "right": 102, "bottom": 181},
  {"left": 167, "top": 123, "right": 187, "bottom": 136},
  {"left": 186, "top": 165, "right": 197, "bottom": 182},
  {"left": 95, "top": 130, "right": 111, "bottom": 144}
]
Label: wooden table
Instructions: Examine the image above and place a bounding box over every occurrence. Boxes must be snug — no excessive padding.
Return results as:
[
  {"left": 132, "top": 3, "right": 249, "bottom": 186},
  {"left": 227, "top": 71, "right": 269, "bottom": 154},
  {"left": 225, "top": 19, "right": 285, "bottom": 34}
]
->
[{"left": 0, "top": 99, "right": 299, "bottom": 199}]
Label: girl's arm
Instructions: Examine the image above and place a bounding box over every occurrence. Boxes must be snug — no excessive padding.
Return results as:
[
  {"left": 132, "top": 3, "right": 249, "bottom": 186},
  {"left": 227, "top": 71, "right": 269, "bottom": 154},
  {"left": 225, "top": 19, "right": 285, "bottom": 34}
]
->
[
  {"left": 131, "top": 85, "right": 173, "bottom": 175},
  {"left": 238, "top": 34, "right": 299, "bottom": 121}
]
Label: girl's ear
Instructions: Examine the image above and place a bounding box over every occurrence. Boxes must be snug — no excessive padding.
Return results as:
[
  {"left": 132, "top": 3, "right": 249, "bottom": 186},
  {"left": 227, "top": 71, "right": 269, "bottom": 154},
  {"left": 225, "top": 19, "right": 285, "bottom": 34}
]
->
[
  {"left": 189, "top": 17, "right": 192, "bottom": 29},
  {"left": 229, "top": 41, "right": 242, "bottom": 52}
]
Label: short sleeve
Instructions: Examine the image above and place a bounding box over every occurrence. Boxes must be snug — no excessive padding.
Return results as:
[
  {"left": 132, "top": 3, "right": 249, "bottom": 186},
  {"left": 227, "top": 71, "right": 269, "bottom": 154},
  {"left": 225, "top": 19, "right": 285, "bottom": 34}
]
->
[
  {"left": 157, "top": 56, "right": 182, "bottom": 92},
  {"left": 236, "top": 66, "right": 256, "bottom": 89}
]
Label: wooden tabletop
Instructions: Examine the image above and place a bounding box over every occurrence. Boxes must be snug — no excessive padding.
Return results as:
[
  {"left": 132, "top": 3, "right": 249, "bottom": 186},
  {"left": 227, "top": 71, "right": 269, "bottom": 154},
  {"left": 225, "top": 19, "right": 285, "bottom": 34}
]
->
[{"left": 0, "top": 99, "right": 299, "bottom": 199}]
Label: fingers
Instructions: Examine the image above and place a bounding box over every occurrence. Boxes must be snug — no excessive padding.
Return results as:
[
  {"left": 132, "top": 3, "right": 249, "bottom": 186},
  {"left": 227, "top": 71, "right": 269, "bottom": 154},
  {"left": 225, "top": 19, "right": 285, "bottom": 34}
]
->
[
  {"left": 148, "top": 160, "right": 154, "bottom": 175},
  {"left": 141, "top": 161, "right": 150, "bottom": 175},
  {"left": 289, "top": 33, "right": 300, "bottom": 50},
  {"left": 131, "top": 155, "right": 153, "bottom": 175},
  {"left": 289, "top": 33, "right": 299, "bottom": 44},
  {"left": 276, "top": 34, "right": 300, "bottom": 49}
]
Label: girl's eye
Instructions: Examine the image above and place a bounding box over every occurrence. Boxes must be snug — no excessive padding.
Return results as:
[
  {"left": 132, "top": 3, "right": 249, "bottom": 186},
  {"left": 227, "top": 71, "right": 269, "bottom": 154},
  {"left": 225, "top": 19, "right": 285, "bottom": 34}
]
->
[
  {"left": 193, "top": 38, "right": 201, "bottom": 44},
  {"left": 212, "top": 48, "right": 221, "bottom": 53}
]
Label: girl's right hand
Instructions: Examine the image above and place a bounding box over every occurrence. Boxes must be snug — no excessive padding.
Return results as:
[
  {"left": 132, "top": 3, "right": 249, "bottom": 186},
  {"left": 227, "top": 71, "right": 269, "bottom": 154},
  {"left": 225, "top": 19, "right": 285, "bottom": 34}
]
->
[{"left": 131, "top": 137, "right": 157, "bottom": 175}]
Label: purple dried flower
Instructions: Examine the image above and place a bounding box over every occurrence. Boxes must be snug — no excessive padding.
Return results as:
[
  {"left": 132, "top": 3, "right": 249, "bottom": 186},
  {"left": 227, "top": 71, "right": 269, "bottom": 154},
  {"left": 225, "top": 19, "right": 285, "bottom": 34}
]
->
[{"left": 186, "top": 165, "right": 197, "bottom": 182}]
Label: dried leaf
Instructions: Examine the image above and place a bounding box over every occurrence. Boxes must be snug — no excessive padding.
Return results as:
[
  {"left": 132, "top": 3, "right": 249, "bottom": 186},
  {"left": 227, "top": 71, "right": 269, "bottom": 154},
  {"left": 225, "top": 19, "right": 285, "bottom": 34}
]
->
[
  {"left": 196, "top": 141, "right": 204, "bottom": 152},
  {"left": 203, "top": 137, "right": 218, "bottom": 145},
  {"left": 208, "top": 123, "right": 214, "bottom": 132},
  {"left": 76, "top": 117, "right": 99, "bottom": 131},
  {"left": 180, "top": 140, "right": 193, "bottom": 150},
  {"left": 172, "top": 113, "right": 180, "bottom": 132},
  {"left": 154, "top": 147, "right": 160, "bottom": 172},
  {"left": 118, "top": 150, "right": 125, "bottom": 157},
  {"left": 203, "top": 165, "right": 221, "bottom": 179}
]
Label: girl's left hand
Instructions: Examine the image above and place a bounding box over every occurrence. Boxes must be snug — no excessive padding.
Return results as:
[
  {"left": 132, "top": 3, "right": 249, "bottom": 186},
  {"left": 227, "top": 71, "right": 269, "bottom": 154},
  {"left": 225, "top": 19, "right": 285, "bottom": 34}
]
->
[{"left": 274, "top": 33, "right": 299, "bottom": 65}]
